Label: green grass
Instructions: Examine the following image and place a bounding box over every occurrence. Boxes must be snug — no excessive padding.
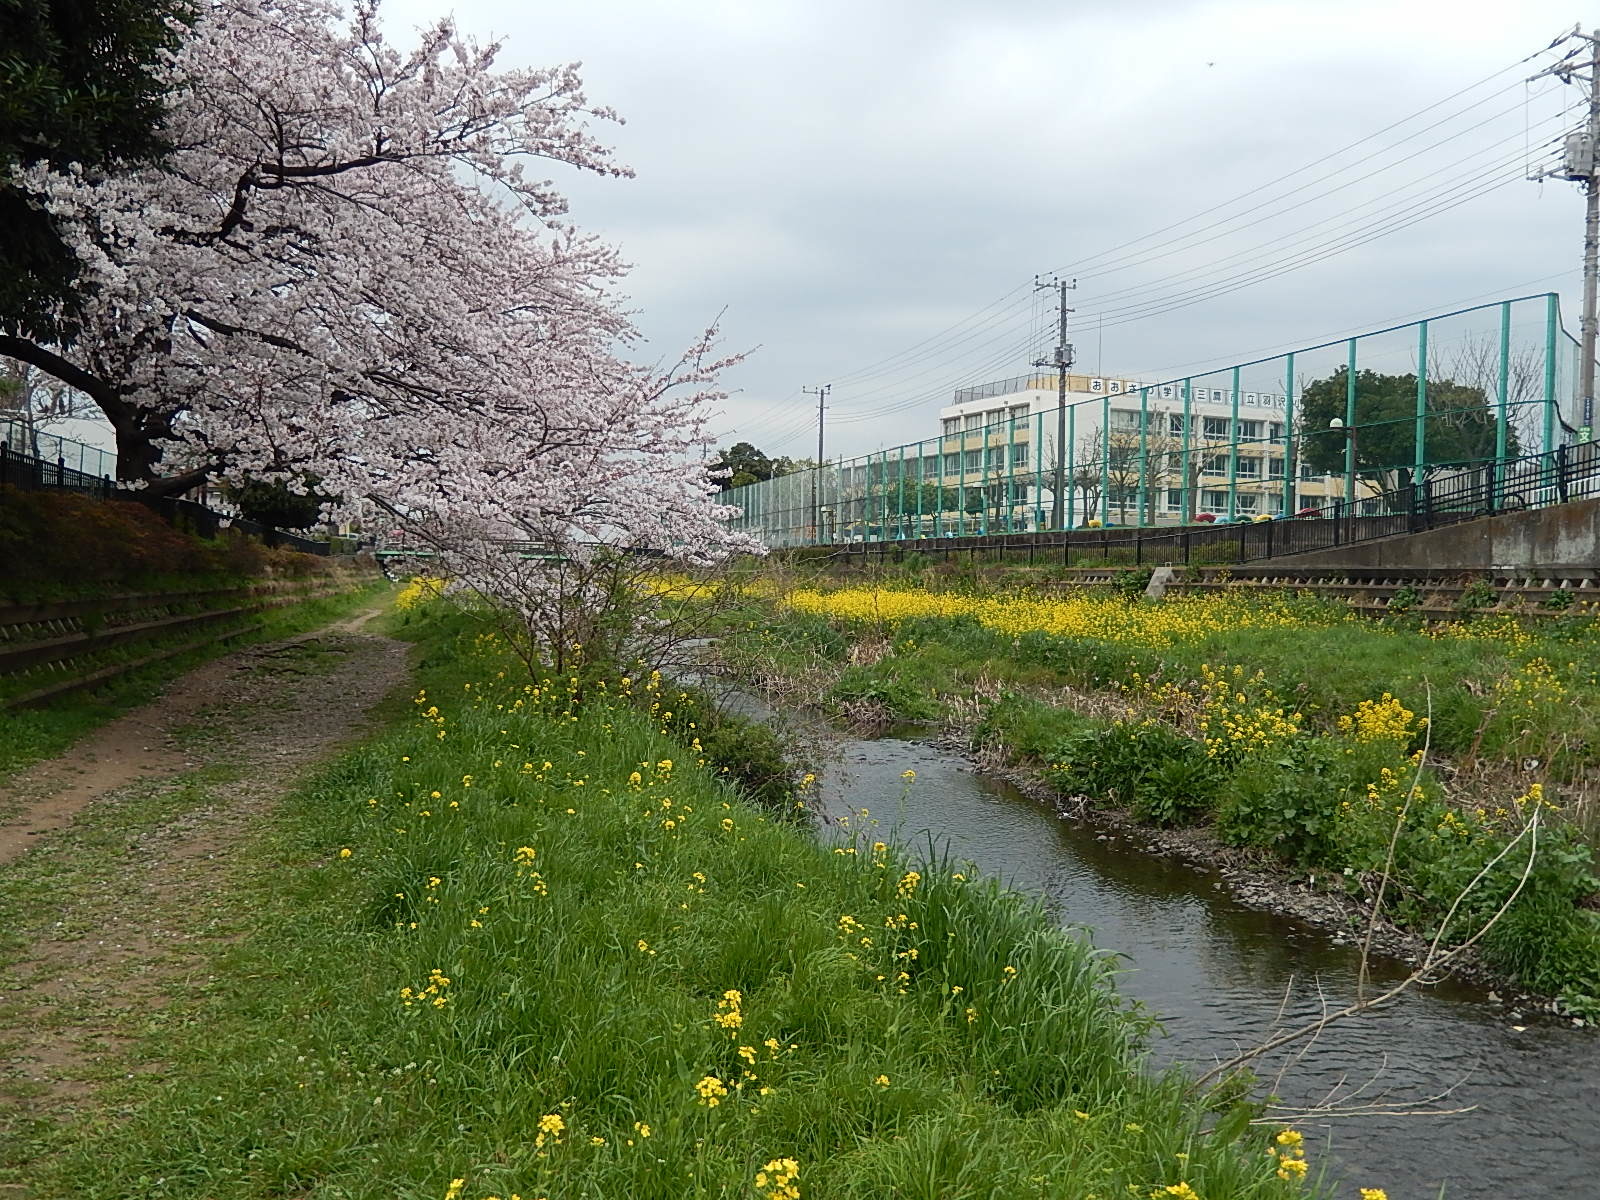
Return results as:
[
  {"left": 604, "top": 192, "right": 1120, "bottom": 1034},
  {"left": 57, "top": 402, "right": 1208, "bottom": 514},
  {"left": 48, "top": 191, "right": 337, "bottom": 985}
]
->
[
  {"left": 14, "top": 603, "right": 1332, "bottom": 1200},
  {"left": 713, "top": 580, "right": 1600, "bottom": 1016},
  {"left": 720, "top": 585, "right": 1600, "bottom": 782},
  {"left": 0, "top": 580, "right": 386, "bottom": 788}
]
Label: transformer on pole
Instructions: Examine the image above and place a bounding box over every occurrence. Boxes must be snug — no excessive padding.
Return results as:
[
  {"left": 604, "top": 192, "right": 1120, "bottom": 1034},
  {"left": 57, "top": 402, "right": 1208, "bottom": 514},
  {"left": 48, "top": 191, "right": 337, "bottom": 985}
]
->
[{"left": 1529, "top": 29, "right": 1600, "bottom": 442}]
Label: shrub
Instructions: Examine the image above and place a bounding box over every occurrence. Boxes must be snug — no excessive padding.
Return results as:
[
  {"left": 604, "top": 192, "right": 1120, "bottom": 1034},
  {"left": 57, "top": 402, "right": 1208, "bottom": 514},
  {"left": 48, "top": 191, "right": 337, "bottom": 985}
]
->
[
  {"left": 1047, "top": 720, "right": 1223, "bottom": 826},
  {"left": 1385, "top": 585, "right": 1420, "bottom": 615},
  {"left": 1215, "top": 739, "right": 1361, "bottom": 865},
  {"left": 1110, "top": 568, "right": 1154, "bottom": 601},
  {"left": 1454, "top": 578, "right": 1499, "bottom": 614},
  {"left": 828, "top": 665, "right": 942, "bottom": 722}
]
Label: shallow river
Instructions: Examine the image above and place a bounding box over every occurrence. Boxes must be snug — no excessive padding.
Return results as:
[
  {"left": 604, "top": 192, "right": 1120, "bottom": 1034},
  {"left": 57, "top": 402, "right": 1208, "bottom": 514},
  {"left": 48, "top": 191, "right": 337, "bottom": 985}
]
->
[{"left": 801, "top": 725, "right": 1599, "bottom": 1199}]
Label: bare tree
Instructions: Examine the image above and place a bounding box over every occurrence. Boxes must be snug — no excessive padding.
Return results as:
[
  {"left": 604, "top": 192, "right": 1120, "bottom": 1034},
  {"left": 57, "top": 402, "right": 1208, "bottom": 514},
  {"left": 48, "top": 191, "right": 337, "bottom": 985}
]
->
[
  {"left": 0, "top": 359, "right": 97, "bottom": 454},
  {"left": 1435, "top": 332, "right": 1548, "bottom": 454},
  {"left": 1103, "top": 407, "right": 1183, "bottom": 523}
]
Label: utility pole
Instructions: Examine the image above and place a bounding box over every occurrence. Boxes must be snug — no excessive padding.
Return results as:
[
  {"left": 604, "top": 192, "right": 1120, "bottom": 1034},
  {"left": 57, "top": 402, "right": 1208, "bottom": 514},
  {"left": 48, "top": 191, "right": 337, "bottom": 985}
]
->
[
  {"left": 1032, "top": 276, "right": 1076, "bottom": 529},
  {"left": 1529, "top": 29, "right": 1600, "bottom": 442},
  {"left": 802, "top": 384, "right": 831, "bottom": 542}
]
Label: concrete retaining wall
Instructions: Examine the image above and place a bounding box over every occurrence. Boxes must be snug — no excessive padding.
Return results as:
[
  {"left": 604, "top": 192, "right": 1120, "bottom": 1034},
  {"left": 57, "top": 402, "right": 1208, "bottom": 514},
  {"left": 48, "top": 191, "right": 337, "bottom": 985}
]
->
[{"left": 1285, "top": 497, "right": 1600, "bottom": 571}]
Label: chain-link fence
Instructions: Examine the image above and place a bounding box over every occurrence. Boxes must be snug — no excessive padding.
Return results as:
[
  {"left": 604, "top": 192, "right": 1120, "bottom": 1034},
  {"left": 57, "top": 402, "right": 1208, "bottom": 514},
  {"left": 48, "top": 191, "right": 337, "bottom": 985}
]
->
[{"left": 725, "top": 293, "right": 1584, "bottom": 548}]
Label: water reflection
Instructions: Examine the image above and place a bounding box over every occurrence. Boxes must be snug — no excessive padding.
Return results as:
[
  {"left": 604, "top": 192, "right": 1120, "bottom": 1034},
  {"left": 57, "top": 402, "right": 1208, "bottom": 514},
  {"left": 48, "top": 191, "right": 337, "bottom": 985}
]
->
[{"left": 813, "top": 733, "right": 1600, "bottom": 1200}]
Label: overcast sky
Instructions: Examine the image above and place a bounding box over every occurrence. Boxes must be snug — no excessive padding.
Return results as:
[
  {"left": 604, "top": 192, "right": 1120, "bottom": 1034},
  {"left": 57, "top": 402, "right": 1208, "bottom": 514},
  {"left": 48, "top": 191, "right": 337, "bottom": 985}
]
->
[{"left": 382, "top": 0, "right": 1596, "bottom": 463}]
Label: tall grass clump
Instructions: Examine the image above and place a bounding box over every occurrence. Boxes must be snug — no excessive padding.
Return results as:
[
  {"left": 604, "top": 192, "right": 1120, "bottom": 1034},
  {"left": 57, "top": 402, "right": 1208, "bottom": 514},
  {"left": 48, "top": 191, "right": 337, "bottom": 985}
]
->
[{"left": 47, "top": 601, "right": 1338, "bottom": 1200}]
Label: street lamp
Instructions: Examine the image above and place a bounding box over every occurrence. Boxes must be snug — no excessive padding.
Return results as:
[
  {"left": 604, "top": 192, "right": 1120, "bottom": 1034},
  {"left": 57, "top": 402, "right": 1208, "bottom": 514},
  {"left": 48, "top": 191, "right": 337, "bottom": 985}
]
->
[{"left": 1329, "top": 416, "right": 1357, "bottom": 508}]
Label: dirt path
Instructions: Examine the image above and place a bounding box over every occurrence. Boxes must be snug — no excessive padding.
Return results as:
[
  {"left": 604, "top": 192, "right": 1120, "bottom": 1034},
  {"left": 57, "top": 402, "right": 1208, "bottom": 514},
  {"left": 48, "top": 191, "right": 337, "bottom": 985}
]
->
[
  {"left": 0, "top": 603, "right": 392, "bottom": 864},
  {"left": 0, "top": 602, "right": 409, "bottom": 1174}
]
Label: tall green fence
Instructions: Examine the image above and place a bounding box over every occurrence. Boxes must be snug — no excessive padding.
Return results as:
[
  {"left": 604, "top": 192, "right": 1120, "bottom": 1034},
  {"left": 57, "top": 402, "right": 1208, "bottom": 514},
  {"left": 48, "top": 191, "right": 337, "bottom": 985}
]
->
[{"left": 725, "top": 293, "right": 1584, "bottom": 547}]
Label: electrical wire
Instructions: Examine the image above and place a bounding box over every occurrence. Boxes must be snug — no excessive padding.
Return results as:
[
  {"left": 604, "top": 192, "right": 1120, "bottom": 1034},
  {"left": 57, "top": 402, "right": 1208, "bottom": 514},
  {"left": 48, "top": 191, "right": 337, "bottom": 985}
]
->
[{"left": 741, "top": 35, "right": 1585, "bottom": 455}]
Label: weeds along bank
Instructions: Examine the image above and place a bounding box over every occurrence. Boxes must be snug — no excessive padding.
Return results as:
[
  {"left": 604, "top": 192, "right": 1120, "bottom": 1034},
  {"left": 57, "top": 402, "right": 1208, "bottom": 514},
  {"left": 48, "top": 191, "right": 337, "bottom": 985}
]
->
[
  {"left": 717, "top": 578, "right": 1600, "bottom": 1018},
  {"left": 42, "top": 598, "right": 1353, "bottom": 1200}
]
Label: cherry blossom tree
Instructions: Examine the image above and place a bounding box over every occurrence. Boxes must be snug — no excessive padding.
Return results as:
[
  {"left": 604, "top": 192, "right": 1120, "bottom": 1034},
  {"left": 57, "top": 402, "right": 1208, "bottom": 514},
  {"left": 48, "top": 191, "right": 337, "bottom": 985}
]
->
[{"left": 1, "top": 0, "right": 757, "bottom": 632}]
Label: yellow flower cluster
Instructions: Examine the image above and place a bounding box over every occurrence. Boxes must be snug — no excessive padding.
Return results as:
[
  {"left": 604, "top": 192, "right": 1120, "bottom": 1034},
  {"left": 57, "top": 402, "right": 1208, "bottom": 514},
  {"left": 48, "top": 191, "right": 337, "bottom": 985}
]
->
[
  {"left": 395, "top": 575, "right": 446, "bottom": 610},
  {"left": 711, "top": 988, "right": 743, "bottom": 1034},
  {"left": 399, "top": 968, "right": 451, "bottom": 1009},
  {"left": 1493, "top": 656, "right": 1568, "bottom": 723},
  {"left": 782, "top": 585, "right": 1329, "bottom": 648},
  {"left": 1185, "top": 664, "right": 1303, "bottom": 763},
  {"left": 1512, "top": 781, "right": 1558, "bottom": 813},
  {"left": 694, "top": 1074, "right": 729, "bottom": 1107},
  {"left": 895, "top": 870, "right": 922, "bottom": 898},
  {"left": 1337, "top": 692, "right": 1423, "bottom": 746},
  {"left": 534, "top": 1112, "right": 564, "bottom": 1149},
  {"left": 513, "top": 845, "right": 548, "bottom": 896},
  {"left": 1271, "top": 1128, "right": 1307, "bottom": 1182},
  {"left": 754, "top": 1157, "right": 801, "bottom": 1200},
  {"left": 1363, "top": 766, "right": 1422, "bottom": 812}
]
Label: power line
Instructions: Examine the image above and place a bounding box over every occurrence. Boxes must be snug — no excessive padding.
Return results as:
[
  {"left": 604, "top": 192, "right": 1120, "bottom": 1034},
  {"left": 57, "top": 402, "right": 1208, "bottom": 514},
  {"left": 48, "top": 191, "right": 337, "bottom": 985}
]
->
[
  {"left": 745, "top": 38, "right": 1580, "bottom": 456},
  {"left": 1046, "top": 39, "right": 1574, "bottom": 281},
  {"left": 1070, "top": 91, "right": 1567, "bottom": 293}
]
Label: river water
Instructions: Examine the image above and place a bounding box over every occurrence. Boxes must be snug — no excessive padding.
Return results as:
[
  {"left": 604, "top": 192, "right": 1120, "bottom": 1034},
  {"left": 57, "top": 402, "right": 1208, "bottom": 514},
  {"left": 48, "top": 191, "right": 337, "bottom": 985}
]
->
[{"left": 801, "top": 726, "right": 1600, "bottom": 1200}]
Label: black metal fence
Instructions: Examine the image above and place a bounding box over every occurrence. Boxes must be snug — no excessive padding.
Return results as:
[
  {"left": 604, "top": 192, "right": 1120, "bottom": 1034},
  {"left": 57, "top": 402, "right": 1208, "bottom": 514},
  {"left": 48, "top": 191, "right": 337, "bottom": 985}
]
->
[
  {"left": 0, "top": 441, "right": 330, "bottom": 556},
  {"left": 0, "top": 440, "right": 116, "bottom": 496},
  {"left": 803, "top": 441, "right": 1600, "bottom": 569}
]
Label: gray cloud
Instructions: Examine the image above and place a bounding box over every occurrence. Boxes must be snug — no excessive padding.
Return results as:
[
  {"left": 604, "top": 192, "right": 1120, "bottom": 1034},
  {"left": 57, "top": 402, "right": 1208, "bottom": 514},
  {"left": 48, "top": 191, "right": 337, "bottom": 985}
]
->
[{"left": 387, "top": 0, "right": 1591, "bottom": 459}]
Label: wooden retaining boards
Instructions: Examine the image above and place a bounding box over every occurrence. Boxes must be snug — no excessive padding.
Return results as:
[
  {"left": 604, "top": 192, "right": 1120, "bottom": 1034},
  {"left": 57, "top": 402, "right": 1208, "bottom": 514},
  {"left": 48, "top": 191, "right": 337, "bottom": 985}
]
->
[
  {"left": 0, "top": 605, "right": 257, "bottom": 673},
  {"left": 0, "top": 586, "right": 252, "bottom": 630},
  {"left": 0, "top": 576, "right": 363, "bottom": 708},
  {"left": 2, "top": 622, "right": 262, "bottom": 709}
]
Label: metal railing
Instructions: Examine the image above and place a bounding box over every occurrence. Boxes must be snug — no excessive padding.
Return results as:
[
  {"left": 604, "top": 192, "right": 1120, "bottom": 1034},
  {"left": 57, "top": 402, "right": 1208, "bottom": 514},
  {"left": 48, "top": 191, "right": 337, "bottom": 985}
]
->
[
  {"left": 803, "top": 440, "right": 1600, "bottom": 569},
  {"left": 0, "top": 422, "right": 117, "bottom": 479},
  {"left": 0, "top": 440, "right": 115, "bottom": 496}
]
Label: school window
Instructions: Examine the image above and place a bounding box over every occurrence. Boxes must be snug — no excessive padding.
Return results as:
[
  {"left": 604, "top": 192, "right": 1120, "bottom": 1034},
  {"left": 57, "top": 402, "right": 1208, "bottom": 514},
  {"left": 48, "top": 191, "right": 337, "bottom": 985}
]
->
[
  {"left": 1203, "top": 416, "right": 1231, "bottom": 439},
  {"left": 964, "top": 449, "right": 982, "bottom": 471},
  {"left": 942, "top": 453, "right": 960, "bottom": 475},
  {"left": 1165, "top": 487, "right": 1186, "bottom": 510},
  {"left": 1202, "top": 454, "right": 1229, "bottom": 474},
  {"left": 1009, "top": 404, "right": 1030, "bottom": 422},
  {"left": 963, "top": 413, "right": 983, "bottom": 431},
  {"left": 1269, "top": 422, "right": 1284, "bottom": 441},
  {"left": 1168, "top": 413, "right": 1187, "bottom": 436},
  {"left": 942, "top": 417, "right": 960, "bottom": 435},
  {"left": 1236, "top": 419, "right": 1263, "bottom": 442},
  {"left": 1235, "top": 492, "right": 1260, "bottom": 512},
  {"left": 1201, "top": 489, "right": 1231, "bottom": 512},
  {"left": 1235, "top": 456, "right": 1261, "bottom": 478},
  {"left": 1011, "top": 443, "right": 1028, "bottom": 467}
]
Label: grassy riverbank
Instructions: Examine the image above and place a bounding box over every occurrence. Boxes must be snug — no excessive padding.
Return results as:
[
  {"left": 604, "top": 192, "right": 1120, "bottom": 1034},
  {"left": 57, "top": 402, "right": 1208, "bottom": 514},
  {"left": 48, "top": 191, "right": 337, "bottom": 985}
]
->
[
  {"left": 13, "top": 599, "right": 1347, "bottom": 1200},
  {"left": 715, "top": 575, "right": 1600, "bottom": 1017}
]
